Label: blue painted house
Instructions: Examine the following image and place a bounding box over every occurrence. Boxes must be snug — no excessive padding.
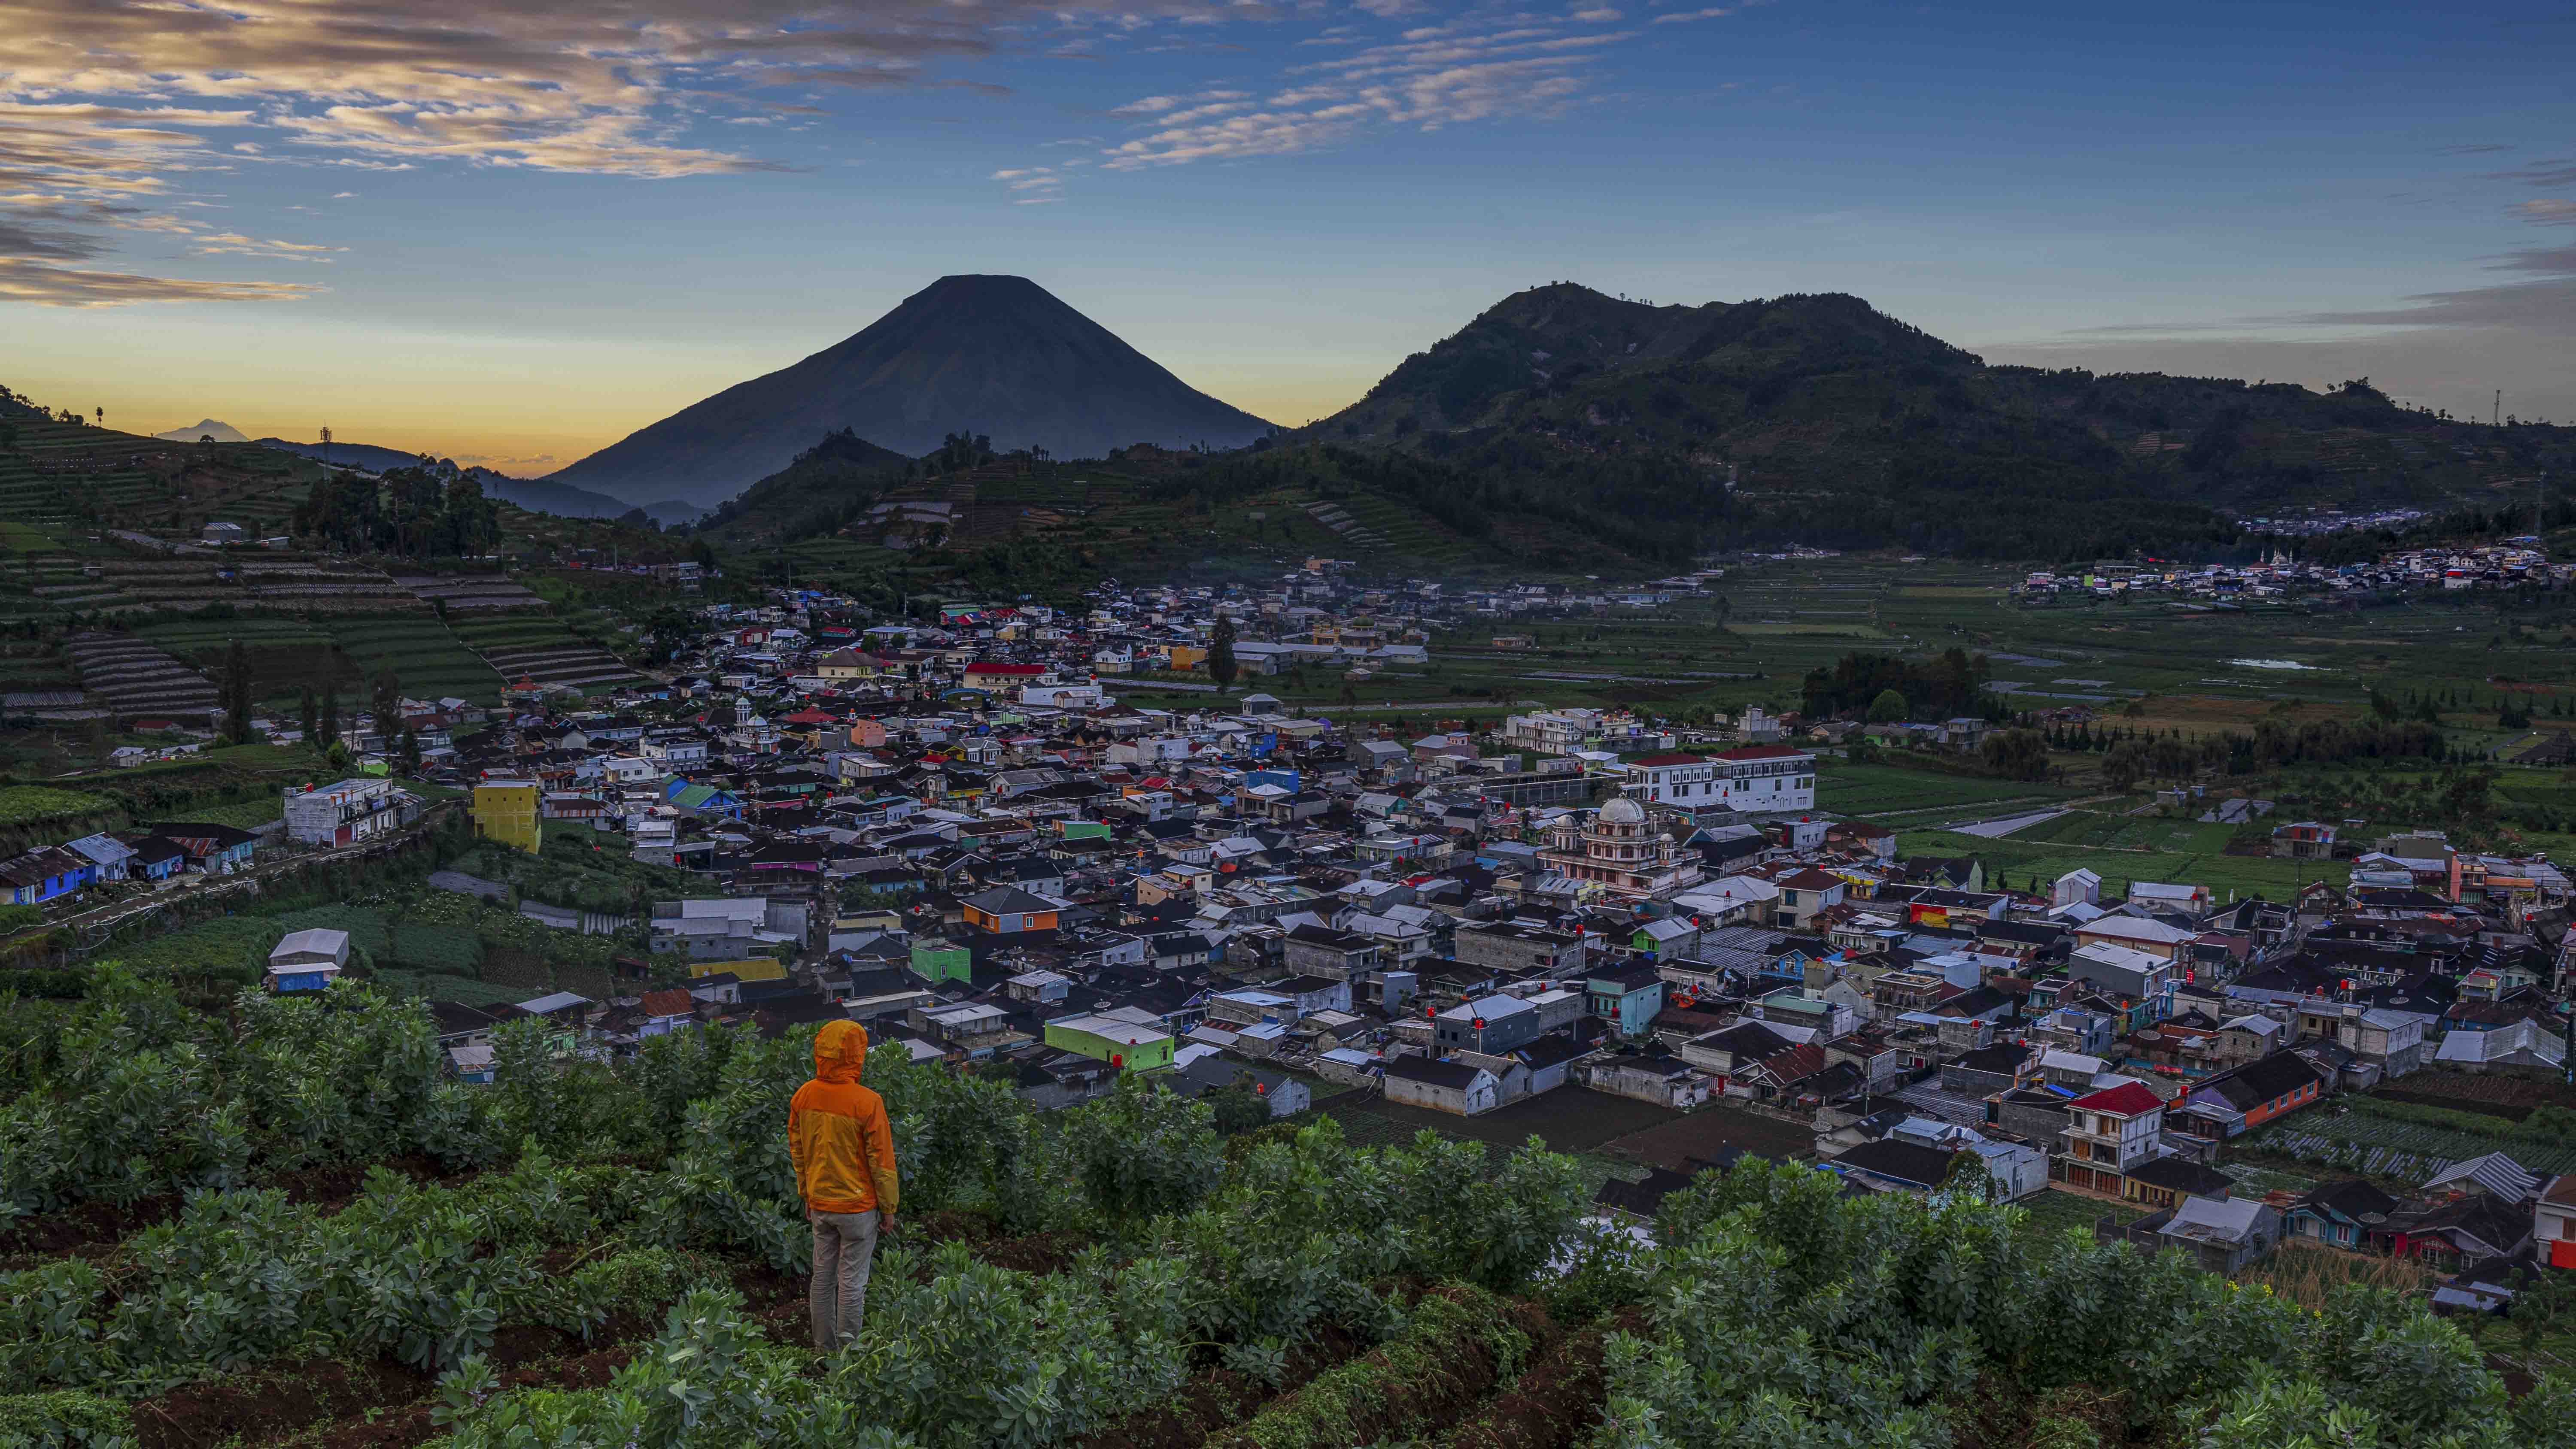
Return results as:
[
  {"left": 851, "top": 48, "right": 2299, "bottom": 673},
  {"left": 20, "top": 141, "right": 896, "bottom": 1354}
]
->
[
  {"left": 126, "top": 837, "right": 188, "bottom": 881},
  {"left": 665, "top": 780, "right": 745, "bottom": 820},
  {"left": 145, "top": 822, "right": 259, "bottom": 875},
  {"left": 265, "top": 928, "right": 351, "bottom": 992},
  {"left": 2285, "top": 1178, "right": 2401, "bottom": 1250},
  {"left": 0, "top": 846, "right": 91, "bottom": 905},
  {"left": 1587, "top": 959, "right": 1668, "bottom": 1038}
]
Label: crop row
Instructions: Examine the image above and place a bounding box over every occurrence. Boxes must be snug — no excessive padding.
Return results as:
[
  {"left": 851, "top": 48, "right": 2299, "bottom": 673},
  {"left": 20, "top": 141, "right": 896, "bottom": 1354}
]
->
[{"left": 2252, "top": 1112, "right": 2576, "bottom": 1181}]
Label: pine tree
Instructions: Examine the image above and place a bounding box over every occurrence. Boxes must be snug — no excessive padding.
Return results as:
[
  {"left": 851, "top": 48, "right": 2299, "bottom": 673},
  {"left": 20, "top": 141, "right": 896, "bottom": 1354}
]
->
[
  {"left": 399, "top": 727, "right": 422, "bottom": 774},
  {"left": 318, "top": 679, "right": 339, "bottom": 746},
  {"left": 1208, "top": 613, "right": 1239, "bottom": 689},
  {"left": 221, "top": 640, "right": 253, "bottom": 745},
  {"left": 372, "top": 660, "right": 402, "bottom": 735},
  {"left": 299, "top": 684, "right": 318, "bottom": 743}
]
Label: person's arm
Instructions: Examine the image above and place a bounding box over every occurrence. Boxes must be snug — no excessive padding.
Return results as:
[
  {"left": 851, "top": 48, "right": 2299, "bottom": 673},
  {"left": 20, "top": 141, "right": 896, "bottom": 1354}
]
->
[
  {"left": 787, "top": 1101, "right": 814, "bottom": 1220},
  {"left": 865, "top": 1097, "right": 900, "bottom": 1225}
]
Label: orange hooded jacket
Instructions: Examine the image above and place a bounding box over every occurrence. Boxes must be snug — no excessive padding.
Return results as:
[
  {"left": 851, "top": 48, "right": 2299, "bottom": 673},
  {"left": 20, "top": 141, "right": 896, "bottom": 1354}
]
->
[{"left": 787, "top": 1019, "right": 900, "bottom": 1216}]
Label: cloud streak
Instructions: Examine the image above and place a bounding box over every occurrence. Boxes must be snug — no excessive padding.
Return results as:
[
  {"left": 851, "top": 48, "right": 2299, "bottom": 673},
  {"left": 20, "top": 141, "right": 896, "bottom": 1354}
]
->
[
  {"left": 1075, "top": 13, "right": 1664, "bottom": 176},
  {"left": 0, "top": 256, "right": 323, "bottom": 306}
]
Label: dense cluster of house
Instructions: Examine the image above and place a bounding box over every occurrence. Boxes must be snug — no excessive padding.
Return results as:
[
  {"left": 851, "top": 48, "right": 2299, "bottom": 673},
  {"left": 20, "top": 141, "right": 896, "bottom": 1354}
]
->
[
  {"left": 2018, "top": 541, "right": 2565, "bottom": 603},
  {"left": 25, "top": 572, "right": 2576, "bottom": 1294},
  {"left": 360, "top": 585, "right": 2576, "bottom": 1288},
  {"left": 0, "top": 822, "right": 261, "bottom": 906}
]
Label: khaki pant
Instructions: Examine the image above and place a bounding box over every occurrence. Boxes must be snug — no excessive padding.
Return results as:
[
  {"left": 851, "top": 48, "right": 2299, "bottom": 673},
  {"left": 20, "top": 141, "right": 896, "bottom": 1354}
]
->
[{"left": 809, "top": 1208, "right": 881, "bottom": 1350}]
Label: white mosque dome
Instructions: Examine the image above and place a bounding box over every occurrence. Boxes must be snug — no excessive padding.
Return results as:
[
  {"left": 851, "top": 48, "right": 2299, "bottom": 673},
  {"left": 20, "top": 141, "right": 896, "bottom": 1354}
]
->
[{"left": 1598, "top": 796, "right": 1646, "bottom": 825}]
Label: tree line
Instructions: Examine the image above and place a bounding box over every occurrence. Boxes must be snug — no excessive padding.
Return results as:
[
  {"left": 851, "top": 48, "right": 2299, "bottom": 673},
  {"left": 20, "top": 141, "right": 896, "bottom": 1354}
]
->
[{"left": 292, "top": 461, "right": 501, "bottom": 558}]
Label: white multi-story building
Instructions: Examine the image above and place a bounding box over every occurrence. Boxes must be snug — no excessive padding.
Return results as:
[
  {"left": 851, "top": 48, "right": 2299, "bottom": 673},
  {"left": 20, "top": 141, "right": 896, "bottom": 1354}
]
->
[
  {"left": 1501, "top": 708, "right": 1599, "bottom": 756},
  {"left": 1623, "top": 745, "right": 1815, "bottom": 814},
  {"left": 282, "top": 777, "right": 419, "bottom": 847}
]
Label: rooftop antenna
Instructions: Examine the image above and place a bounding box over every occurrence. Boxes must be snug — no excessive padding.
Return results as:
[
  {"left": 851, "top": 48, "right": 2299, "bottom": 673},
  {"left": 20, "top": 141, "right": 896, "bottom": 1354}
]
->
[{"left": 2495, "top": 390, "right": 2502, "bottom": 428}]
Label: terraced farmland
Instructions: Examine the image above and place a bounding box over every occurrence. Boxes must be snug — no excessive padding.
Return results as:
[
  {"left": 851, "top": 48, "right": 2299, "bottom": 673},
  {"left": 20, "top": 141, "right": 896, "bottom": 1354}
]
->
[
  {"left": 328, "top": 617, "right": 508, "bottom": 701},
  {"left": 138, "top": 616, "right": 340, "bottom": 703},
  {"left": 449, "top": 612, "right": 645, "bottom": 693},
  {"left": 394, "top": 573, "right": 546, "bottom": 612},
  {"left": 61, "top": 631, "right": 221, "bottom": 721},
  {"left": 2252, "top": 1106, "right": 2576, "bottom": 1183},
  {"left": 0, "top": 420, "right": 316, "bottom": 535}
]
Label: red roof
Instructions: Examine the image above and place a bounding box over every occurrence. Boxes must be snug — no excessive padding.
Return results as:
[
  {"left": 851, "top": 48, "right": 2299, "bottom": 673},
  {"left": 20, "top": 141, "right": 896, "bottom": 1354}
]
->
[
  {"left": 1629, "top": 752, "right": 1706, "bottom": 768},
  {"left": 968, "top": 662, "right": 1048, "bottom": 676},
  {"left": 1710, "top": 745, "right": 1812, "bottom": 761},
  {"left": 2067, "top": 1082, "right": 2165, "bottom": 1116}
]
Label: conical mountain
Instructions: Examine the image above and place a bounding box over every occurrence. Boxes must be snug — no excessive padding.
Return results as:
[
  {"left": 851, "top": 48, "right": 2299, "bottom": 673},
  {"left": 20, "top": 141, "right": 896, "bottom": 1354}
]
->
[
  {"left": 548, "top": 275, "right": 1273, "bottom": 506},
  {"left": 153, "top": 418, "right": 249, "bottom": 443}
]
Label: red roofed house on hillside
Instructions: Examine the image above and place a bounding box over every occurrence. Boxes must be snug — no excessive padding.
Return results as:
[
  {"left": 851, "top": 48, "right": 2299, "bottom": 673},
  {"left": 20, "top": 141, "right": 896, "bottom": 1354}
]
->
[
  {"left": 638, "top": 990, "right": 697, "bottom": 1037},
  {"left": 2056, "top": 1081, "right": 2170, "bottom": 1199}
]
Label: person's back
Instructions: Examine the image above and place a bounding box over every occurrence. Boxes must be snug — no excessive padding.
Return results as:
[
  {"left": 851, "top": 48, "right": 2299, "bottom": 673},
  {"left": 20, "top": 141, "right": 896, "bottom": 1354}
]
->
[{"left": 788, "top": 1019, "right": 899, "bottom": 1349}]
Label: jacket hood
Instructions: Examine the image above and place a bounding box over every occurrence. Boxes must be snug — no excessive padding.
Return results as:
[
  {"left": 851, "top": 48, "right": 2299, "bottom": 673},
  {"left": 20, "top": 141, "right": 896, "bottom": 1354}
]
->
[{"left": 814, "top": 1019, "right": 870, "bottom": 1084}]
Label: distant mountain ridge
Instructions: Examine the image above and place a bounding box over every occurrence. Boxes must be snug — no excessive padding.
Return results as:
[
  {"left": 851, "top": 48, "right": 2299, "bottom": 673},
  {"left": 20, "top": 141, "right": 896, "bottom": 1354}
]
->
[
  {"left": 1294, "top": 283, "right": 2576, "bottom": 558},
  {"left": 255, "top": 437, "right": 702, "bottom": 525},
  {"left": 545, "top": 274, "right": 1274, "bottom": 508}
]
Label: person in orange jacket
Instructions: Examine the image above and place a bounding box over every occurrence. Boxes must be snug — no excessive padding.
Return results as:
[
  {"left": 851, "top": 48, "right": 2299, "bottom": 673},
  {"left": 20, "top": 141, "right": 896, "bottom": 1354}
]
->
[{"left": 788, "top": 1018, "right": 900, "bottom": 1350}]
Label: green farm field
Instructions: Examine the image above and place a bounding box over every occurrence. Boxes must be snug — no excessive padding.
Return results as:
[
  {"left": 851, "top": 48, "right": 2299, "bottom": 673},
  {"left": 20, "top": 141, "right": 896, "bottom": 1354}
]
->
[
  {"left": 1810, "top": 758, "right": 2087, "bottom": 819},
  {"left": 1894, "top": 826, "right": 2347, "bottom": 899}
]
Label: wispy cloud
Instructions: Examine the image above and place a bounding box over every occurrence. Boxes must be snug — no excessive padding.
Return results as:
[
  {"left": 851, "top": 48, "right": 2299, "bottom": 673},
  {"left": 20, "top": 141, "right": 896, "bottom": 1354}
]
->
[
  {"left": 0, "top": 256, "right": 323, "bottom": 306},
  {"left": 1064, "top": 11, "right": 1668, "bottom": 179},
  {"left": 2266, "top": 241, "right": 2576, "bottom": 335}
]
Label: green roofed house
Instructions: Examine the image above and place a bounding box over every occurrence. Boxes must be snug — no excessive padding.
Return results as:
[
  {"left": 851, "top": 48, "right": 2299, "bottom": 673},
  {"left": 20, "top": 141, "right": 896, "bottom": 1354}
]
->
[
  {"left": 910, "top": 939, "right": 972, "bottom": 985},
  {"left": 1044, "top": 1008, "right": 1174, "bottom": 1072}
]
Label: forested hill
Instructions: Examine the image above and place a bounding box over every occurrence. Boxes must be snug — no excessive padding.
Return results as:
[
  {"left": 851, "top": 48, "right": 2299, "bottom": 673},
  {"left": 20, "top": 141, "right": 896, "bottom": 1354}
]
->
[
  {"left": 1298, "top": 284, "right": 2576, "bottom": 559},
  {"left": 693, "top": 427, "right": 916, "bottom": 542}
]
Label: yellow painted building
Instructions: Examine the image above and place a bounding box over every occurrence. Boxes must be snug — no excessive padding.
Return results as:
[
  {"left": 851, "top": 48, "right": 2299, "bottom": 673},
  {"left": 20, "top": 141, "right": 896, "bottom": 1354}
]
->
[{"left": 471, "top": 777, "right": 544, "bottom": 853}]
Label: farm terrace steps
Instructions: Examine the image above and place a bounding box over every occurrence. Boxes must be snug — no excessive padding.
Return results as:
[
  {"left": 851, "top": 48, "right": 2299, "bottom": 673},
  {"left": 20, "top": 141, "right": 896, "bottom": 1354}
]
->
[
  {"left": 465, "top": 636, "right": 647, "bottom": 691},
  {"left": 389, "top": 575, "right": 546, "bottom": 610},
  {"left": 62, "top": 632, "right": 221, "bottom": 719}
]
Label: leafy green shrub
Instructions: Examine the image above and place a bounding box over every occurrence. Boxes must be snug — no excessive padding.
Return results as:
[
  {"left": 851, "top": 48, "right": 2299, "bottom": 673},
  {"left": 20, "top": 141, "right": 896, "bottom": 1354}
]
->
[
  {"left": 107, "top": 916, "right": 281, "bottom": 977},
  {"left": 0, "top": 1389, "right": 131, "bottom": 1447}
]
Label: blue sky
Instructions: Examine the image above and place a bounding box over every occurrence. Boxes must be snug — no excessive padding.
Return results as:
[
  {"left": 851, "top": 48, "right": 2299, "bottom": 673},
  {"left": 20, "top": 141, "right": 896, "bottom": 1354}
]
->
[{"left": 5, "top": 0, "right": 2572, "bottom": 473}]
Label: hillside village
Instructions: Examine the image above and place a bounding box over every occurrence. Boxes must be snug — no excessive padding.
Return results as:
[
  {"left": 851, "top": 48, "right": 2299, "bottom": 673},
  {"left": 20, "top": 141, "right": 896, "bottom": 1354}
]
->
[
  {"left": 2016, "top": 541, "right": 2568, "bottom": 603},
  {"left": 10, "top": 557, "right": 2576, "bottom": 1311}
]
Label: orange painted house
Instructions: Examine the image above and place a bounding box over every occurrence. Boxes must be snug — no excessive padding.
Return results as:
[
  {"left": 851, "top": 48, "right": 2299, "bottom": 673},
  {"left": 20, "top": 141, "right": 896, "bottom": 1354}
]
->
[{"left": 2179, "top": 1051, "right": 2324, "bottom": 1133}]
